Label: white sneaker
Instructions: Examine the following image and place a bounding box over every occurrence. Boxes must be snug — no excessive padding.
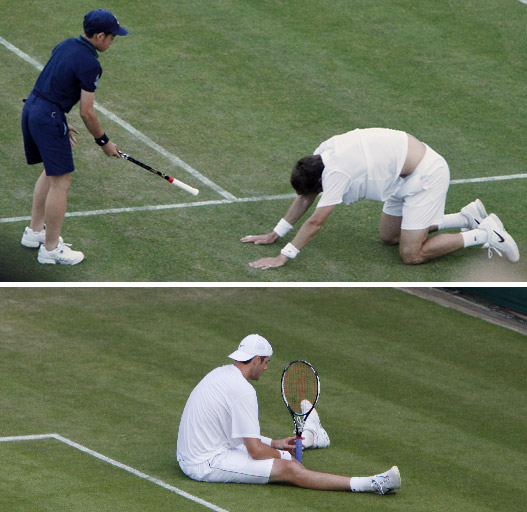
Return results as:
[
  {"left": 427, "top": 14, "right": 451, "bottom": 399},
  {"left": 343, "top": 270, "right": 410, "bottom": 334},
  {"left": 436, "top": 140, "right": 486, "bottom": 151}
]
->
[
  {"left": 460, "top": 199, "right": 487, "bottom": 231},
  {"left": 479, "top": 213, "right": 520, "bottom": 263},
  {"left": 371, "top": 466, "right": 401, "bottom": 495},
  {"left": 38, "top": 241, "right": 84, "bottom": 265},
  {"left": 301, "top": 399, "right": 330, "bottom": 449},
  {"left": 21, "top": 226, "right": 63, "bottom": 248}
]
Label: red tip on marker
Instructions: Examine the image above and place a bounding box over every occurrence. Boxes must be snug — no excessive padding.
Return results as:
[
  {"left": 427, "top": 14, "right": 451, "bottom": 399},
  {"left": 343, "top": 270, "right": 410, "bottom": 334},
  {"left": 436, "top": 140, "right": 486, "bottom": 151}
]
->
[{"left": 168, "top": 177, "right": 174, "bottom": 183}]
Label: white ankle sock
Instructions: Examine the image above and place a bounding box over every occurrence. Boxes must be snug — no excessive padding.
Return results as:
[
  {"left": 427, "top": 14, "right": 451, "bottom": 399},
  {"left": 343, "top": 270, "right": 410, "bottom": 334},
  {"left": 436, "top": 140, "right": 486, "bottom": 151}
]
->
[
  {"left": 461, "top": 229, "right": 488, "bottom": 248},
  {"left": 438, "top": 212, "right": 468, "bottom": 230},
  {"left": 350, "top": 476, "right": 372, "bottom": 492}
]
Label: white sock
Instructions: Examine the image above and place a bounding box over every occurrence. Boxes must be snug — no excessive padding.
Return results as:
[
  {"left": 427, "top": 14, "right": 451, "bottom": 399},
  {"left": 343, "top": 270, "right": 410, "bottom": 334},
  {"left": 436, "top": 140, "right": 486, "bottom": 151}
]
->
[
  {"left": 461, "top": 229, "right": 488, "bottom": 248},
  {"left": 437, "top": 212, "right": 468, "bottom": 230},
  {"left": 302, "top": 430, "right": 315, "bottom": 448},
  {"left": 350, "top": 476, "right": 373, "bottom": 492}
]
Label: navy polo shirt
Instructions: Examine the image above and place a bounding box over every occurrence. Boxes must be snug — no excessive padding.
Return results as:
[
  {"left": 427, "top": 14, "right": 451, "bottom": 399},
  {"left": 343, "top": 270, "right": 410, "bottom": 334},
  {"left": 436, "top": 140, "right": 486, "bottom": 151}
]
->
[{"left": 32, "top": 36, "right": 102, "bottom": 113}]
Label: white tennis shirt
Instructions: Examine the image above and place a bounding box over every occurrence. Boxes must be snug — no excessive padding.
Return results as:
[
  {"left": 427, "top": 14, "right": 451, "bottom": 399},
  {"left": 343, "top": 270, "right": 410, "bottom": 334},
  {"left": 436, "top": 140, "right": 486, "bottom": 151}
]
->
[
  {"left": 315, "top": 128, "right": 409, "bottom": 207},
  {"left": 177, "top": 364, "right": 262, "bottom": 465}
]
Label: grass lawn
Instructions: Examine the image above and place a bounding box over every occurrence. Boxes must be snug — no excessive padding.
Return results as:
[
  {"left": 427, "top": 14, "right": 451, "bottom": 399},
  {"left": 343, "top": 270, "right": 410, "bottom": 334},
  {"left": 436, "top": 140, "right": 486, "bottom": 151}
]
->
[
  {"left": 1, "top": 287, "right": 525, "bottom": 510},
  {"left": 1, "top": 0, "right": 526, "bottom": 281}
]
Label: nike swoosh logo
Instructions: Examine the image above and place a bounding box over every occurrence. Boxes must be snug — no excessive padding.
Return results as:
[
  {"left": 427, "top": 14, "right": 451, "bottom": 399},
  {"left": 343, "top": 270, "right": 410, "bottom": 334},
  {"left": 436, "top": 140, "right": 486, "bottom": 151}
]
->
[{"left": 493, "top": 230, "right": 505, "bottom": 243}]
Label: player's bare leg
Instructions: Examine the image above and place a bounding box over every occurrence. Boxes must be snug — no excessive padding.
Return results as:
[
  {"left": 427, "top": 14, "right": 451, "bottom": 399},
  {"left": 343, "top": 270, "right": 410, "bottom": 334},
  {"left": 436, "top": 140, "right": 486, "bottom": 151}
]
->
[
  {"left": 380, "top": 212, "right": 464, "bottom": 264},
  {"left": 270, "top": 459, "right": 401, "bottom": 494},
  {"left": 379, "top": 212, "right": 402, "bottom": 245},
  {"left": 270, "top": 459, "right": 353, "bottom": 490},
  {"left": 399, "top": 227, "right": 464, "bottom": 264}
]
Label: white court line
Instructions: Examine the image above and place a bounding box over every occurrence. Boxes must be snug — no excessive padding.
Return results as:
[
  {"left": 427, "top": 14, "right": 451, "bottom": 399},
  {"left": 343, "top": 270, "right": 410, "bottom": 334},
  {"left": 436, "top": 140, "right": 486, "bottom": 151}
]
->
[
  {"left": 0, "top": 36, "right": 236, "bottom": 201},
  {"left": 2, "top": 36, "right": 526, "bottom": 225},
  {"left": 0, "top": 434, "right": 56, "bottom": 442},
  {"left": 0, "top": 193, "right": 297, "bottom": 224},
  {"left": 0, "top": 433, "right": 230, "bottom": 512},
  {"left": 450, "top": 173, "right": 527, "bottom": 184},
  {"left": 3, "top": 171, "right": 527, "bottom": 224}
]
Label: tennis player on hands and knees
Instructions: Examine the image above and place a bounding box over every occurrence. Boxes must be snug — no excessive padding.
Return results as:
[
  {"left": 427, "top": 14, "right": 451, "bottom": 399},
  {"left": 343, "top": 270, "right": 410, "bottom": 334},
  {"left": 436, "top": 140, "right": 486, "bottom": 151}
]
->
[
  {"left": 20, "top": 9, "right": 128, "bottom": 265},
  {"left": 177, "top": 334, "right": 401, "bottom": 495},
  {"left": 241, "top": 128, "right": 520, "bottom": 269}
]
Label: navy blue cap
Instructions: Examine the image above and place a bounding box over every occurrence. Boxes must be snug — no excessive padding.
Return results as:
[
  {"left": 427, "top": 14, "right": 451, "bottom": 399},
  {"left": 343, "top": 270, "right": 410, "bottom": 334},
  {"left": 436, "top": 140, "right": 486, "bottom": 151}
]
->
[{"left": 83, "top": 9, "right": 129, "bottom": 36}]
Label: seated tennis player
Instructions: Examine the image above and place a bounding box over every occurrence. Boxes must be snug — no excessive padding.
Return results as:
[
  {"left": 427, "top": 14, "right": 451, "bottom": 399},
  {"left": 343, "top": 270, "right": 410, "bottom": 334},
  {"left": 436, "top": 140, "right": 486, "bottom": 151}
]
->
[
  {"left": 241, "top": 127, "right": 520, "bottom": 269},
  {"left": 176, "top": 334, "right": 401, "bottom": 494}
]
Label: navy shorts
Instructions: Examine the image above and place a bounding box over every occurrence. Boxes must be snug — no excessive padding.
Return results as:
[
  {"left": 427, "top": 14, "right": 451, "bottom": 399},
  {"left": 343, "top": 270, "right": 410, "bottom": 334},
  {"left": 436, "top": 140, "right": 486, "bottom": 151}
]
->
[{"left": 21, "top": 93, "right": 74, "bottom": 176}]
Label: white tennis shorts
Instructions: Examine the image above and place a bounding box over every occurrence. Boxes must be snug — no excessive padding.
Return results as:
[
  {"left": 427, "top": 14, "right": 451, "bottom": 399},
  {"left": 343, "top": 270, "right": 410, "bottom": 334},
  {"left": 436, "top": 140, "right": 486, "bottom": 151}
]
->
[
  {"left": 382, "top": 144, "right": 450, "bottom": 230},
  {"left": 178, "top": 446, "right": 276, "bottom": 484}
]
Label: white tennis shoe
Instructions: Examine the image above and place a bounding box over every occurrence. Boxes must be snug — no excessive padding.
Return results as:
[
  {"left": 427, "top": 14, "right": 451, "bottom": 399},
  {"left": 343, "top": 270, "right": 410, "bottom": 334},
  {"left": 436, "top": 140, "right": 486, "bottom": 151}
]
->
[
  {"left": 21, "top": 226, "right": 63, "bottom": 248},
  {"left": 371, "top": 466, "right": 401, "bottom": 495},
  {"left": 301, "top": 399, "right": 330, "bottom": 449},
  {"left": 38, "top": 241, "right": 84, "bottom": 265},
  {"left": 460, "top": 199, "right": 487, "bottom": 231},
  {"left": 479, "top": 213, "right": 520, "bottom": 262}
]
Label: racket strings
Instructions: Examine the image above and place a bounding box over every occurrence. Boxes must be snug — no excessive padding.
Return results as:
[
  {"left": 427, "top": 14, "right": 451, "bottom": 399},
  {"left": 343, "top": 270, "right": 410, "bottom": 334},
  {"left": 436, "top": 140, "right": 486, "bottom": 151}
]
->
[{"left": 283, "top": 362, "right": 319, "bottom": 415}]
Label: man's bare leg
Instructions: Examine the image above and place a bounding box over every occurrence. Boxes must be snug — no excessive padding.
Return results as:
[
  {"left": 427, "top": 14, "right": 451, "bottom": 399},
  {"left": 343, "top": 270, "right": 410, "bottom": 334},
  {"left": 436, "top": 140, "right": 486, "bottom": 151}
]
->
[
  {"left": 269, "top": 459, "right": 400, "bottom": 494},
  {"left": 379, "top": 213, "right": 466, "bottom": 264},
  {"left": 269, "top": 459, "right": 353, "bottom": 491},
  {"left": 399, "top": 227, "right": 464, "bottom": 264},
  {"left": 379, "top": 213, "right": 402, "bottom": 245}
]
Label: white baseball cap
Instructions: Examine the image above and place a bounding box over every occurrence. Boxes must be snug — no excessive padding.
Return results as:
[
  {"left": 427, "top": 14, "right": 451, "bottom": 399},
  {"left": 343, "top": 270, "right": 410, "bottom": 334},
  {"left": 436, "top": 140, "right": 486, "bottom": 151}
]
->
[{"left": 228, "top": 334, "right": 273, "bottom": 361}]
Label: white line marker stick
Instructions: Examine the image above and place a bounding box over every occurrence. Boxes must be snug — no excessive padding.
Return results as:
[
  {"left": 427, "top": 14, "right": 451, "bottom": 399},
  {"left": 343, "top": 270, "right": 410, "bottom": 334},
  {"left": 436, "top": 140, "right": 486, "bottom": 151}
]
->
[{"left": 118, "top": 151, "right": 199, "bottom": 196}]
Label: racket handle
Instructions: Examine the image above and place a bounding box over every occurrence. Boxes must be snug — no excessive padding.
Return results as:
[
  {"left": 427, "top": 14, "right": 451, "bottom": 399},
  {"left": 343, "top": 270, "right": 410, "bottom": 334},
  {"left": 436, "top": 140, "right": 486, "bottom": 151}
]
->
[{"left": 295, "top": 436, "right": 302, "bottom": 463}]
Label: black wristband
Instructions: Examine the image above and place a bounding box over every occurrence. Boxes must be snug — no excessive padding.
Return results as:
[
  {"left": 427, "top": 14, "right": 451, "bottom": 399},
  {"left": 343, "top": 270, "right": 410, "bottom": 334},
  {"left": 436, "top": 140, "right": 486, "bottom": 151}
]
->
[{"left": 95, "top": 133, "right": 110, "bottom": 146}]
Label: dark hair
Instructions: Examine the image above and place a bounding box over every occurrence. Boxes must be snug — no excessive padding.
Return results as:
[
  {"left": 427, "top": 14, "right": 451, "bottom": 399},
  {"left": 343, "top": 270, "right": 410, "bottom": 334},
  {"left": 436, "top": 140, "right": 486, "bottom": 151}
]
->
[{"left": 290, "top": 155, "right": 324, "bottom": 195}]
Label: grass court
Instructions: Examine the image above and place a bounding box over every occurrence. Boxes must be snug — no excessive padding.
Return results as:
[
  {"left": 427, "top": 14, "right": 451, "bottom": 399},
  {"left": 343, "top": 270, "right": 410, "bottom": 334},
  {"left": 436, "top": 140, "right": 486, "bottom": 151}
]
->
[
  {"left": 1, "top": 0, "right": 526, "bottom": 281},
  {"left": 1, "top": 287, "right": 526, "bottom": 511}
]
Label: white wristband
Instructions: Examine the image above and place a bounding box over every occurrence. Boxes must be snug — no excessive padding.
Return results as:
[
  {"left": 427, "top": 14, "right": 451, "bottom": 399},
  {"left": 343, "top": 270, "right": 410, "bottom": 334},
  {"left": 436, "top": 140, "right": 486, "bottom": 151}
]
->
[
  {"left": 260, "top": 436, "right": 273, "bottom": 446},
  {"left": 280, "top": 242, "right": 299, "bottom": 259},
  {"left": 273, "top": 218, "right": 293, "bottom": 238}
]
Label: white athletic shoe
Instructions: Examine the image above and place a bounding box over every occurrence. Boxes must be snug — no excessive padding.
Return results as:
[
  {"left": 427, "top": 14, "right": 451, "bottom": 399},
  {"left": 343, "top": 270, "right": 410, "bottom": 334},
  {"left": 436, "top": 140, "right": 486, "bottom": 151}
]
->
[
  {"left": 21, "top": 226, "right": 63, "bottom": 248},
  {"left": 371, "top": 466, "right": 401, "bottom": 495},
  {"left": 460, "top": 199, "right": 487, "bottom": 231},
  {"left": 301, "top": 399, "right": 330, "bottom": 449},
  {"left": 37, "top": 241, "right": 84, "bottom": 265},
  {"left": 479, "top": 213, "right": 520, "bottom": 263}
]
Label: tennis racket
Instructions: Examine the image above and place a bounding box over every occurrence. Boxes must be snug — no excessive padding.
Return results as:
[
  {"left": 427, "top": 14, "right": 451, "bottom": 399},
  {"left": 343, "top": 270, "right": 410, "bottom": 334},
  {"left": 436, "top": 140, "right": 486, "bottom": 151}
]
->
[
  {"left": 118, "top": 151, "right": 200, "bottom": 196},
  {"left": 281, "top": 360, "right": 320, "bottom": 463}
]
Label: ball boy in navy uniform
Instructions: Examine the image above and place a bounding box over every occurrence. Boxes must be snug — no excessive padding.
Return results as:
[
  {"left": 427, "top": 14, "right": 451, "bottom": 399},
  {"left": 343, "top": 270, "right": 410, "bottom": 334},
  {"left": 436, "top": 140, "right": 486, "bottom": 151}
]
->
[{"left": 21, "top": 9, "right": 129, "bottom": 265}]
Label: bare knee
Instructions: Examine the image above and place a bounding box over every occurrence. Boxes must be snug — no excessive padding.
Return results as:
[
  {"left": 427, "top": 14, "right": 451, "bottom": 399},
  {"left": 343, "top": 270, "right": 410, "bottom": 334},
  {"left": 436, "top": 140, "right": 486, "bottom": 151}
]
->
[
  {"left": 398, "top": 228, "right": 431, "bottom": 265},
  {"left": 399, "top": 246, "right": 427, "bottom": 265},
  {"left": 49, "top": 173, "right": 72, "bottom": 192},
  {"left": 269, "top": 459, "right": 303, "bottom": 485},
  {"left": 379, "top": 213, "right": 402, "bottom": 246},
  {"left": 380, "top": 233, "right": 400, "bottom": 246}
]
